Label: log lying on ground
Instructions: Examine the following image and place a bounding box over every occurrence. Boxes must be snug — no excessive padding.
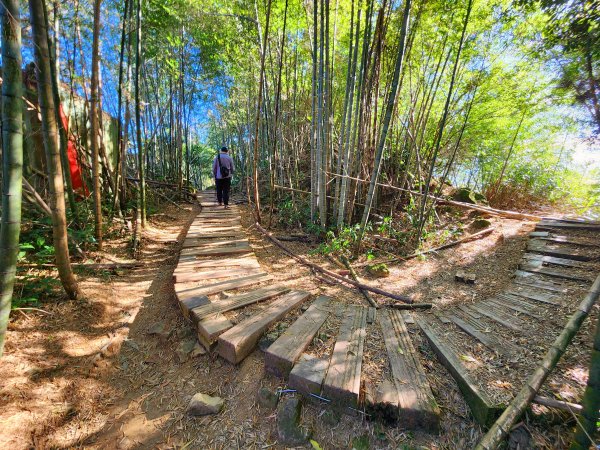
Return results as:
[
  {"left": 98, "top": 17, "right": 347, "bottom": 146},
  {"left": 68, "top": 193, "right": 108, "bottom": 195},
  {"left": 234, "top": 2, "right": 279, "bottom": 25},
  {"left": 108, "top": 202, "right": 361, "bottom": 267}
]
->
[
  {"left": 254, "top": 223, "right": 413, "bottom": 304},
  {"left": 340, "top": 256, "right": 379, "bottom": 309},
  {"left": 359, "top": 227, "right": 495, "bottom": 267},
  {"left": 21, "top": 262, "right": 141, "bottom": 270},
  {"left": 389, "top": 303, "right": 433, "bottom": 310},
  {"left": 532, "top": 396, "right": 583, "bottom": 413},
  {"left": 475, "top": 274, "right": 600, "bottom": 450}
]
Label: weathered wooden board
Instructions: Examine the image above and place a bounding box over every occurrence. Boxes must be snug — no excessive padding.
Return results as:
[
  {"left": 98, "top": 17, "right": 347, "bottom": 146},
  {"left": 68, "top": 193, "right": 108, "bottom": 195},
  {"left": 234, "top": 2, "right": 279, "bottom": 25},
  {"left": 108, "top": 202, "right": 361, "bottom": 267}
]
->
[
  {"left": 179, "top": 294, "right": 211, "bottom": 321},
  {"left": 416, "top": 318, "right": 504, "bottom": 427},
  {"left": 191, "top": 285, "right": 290, "bottom": 323},
  {"left": 174, "top": 267, "right": 265, "bottom": 284},
  {"left": 527, "top": 240, "right": 594, "bottom": 262},
  {"left": 322, "top": 305, "right": 368, "bottom": 408},
  {"left": 486, "top": 297, "right": 541, "bottom": 318},
  {"left": 518, "top": 262, "right": 592, "bottom": 282},
  {"left": 175, "top": 273, "right": 272, "bottom": 301},
  {"left": 289, "top": 354, "right": 329, "bottom": 396},
  {"left": 175, "top": 255, "right": 258, "bottom": 272},
  {"left": 539, "top": 236, "right": 600, "bottom": 248},
  {"left": 181, "top": 233, "right": 245, "bottom": 242},
  {"left": 197, "top": 313, "right": 233, "bottom": 344},
  {"left": 181, "top": 244, "right": 252, "bottom": 258},
  {"left": 469, "top": 303, "right": 524, "bottom": 332},
  {"left": 374, "top": 309, "right": 440, "bottom": 430},
  {"left": 505, "top": 286, "right": 561, "bottom": 305},
  {"left": 522, "top": 253, "right": 590, "bottom": 269},
  {"left": 182, "top": 238, "right": 249, "bottom": 249},
  {"left": 264, "top": 296, "right": 332, "bottom": 378},
  {"left": 513, "top": 277, "right": 568, "bottom": 293},
  {"left": 536, "top": 221, "right": 600, "bottom": 231},
  {"left": 445, "top": 312, "right": 516, "bottom": 358},
  {"left": 218, "top": 290, "right": 312, "bottom": 364}
]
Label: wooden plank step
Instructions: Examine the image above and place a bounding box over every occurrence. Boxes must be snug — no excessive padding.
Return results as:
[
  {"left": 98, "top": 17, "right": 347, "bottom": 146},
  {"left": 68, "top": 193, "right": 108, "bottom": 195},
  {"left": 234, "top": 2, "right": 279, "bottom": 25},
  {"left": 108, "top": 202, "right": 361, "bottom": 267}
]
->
[
  {"left": 181, "top": 245, "right": 252, "bottom": 258},
  {"left": 538, "top": 236, "right": 600, "bottom": 248},
  {"left": 513, "top": 277, "right": 568, "bottom": 293},
  {"left": 264, "top": 296, "right": 332, "bottom": 378},
  {"left": 182, "top": 238, "right": 249, "bottom": 250},
  {"left": 217, "top": 290, "right": 312, "bottom": 364},
  {"left": 373, "top": 309, "right": 440, "bottom": 430},
  {"left": 483, "top": 298, "right": 541, "bottom": 319},
  {"left": 175, "top": 273, "right": 272, "bottom": 302},
  {"left": 527, "top": 240, "right": 595, "bottom": 262},
  {"left": 416, "top": 318, "right": 503, "bottom": 427},
  {"left": 518, "top": 262, "right": 593, "bottom": 282},
  {"left": 174, "top": 267, "right": 265, "bottom": 284},
  {"left": 496, "top": 293, "right": 548, "bottom": 312},
  {"left": 182, "top": 233, "right": 245, "bottom": 241},
  {"left": 175, "top": 255, "right": 258, "bottom": 271},
  {"left": 536, "top": 221, "right": 600, "bottom": 231},
  {"left": 443, "top": 311, "right": 516, "bottom": 358},
  {"left": 504, "top": 286, "right": 560, "bottom": 305},
  {"left": 522, "top": 253, "right": 590, "bottom": 269},
  {"left": 468, "top": 303, "right": 524, "bottom": 332},
  {"left": 191, "top": 285, "right": 291, "bottom": 323},
  {"left": 289, "top": 354, "right": 329, "bottom": 396},
  {"left": 322, "top": 305, "right": 367, "bottom": 408}
]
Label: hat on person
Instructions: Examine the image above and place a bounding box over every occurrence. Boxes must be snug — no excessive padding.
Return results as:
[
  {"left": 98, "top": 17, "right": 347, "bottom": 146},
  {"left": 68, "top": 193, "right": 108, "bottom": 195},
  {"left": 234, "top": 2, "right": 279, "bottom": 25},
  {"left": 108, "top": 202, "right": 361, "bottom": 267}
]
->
[{"left": 221, "top": 146, "right": 228, "bottom": 152}]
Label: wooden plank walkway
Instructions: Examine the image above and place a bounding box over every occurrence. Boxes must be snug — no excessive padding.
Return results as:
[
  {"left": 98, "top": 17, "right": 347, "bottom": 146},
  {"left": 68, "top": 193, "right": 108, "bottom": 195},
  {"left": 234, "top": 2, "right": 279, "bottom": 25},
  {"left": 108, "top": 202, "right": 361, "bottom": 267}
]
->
[
  {"left": 174, "top": 190, "right": 298, "bottom": 352},
  {"left": 370, "top": 309, "right": 440, "bottom": 430},
  {"left": 322, "top": 305, "right": 368, "bottom": 408},
  {"left": 217, "top": 290, "right": 311, "bottom": 363},
  {"left": 265, "top": 296, "right": 332, "bottom": 377}
]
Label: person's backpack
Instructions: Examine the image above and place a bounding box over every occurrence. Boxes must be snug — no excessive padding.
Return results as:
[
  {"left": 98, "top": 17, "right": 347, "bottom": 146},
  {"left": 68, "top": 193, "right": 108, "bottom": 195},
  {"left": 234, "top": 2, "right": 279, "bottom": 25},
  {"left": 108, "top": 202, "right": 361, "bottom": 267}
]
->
[{"left": 217, "top": 154, "right": 230, "bottom": 178}]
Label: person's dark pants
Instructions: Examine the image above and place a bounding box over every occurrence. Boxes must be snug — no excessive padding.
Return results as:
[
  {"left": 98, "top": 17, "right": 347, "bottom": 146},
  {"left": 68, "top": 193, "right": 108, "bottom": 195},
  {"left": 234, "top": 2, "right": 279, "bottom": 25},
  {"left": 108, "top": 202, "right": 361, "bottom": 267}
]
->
[{"left": 216, "top": 177, "right": 231, "bottom": 205}]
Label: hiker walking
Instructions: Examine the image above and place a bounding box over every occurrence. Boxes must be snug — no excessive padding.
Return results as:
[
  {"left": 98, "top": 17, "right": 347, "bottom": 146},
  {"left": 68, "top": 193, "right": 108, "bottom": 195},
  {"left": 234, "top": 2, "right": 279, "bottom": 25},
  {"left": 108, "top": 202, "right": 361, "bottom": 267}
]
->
[{"left": 213, "top": 146, "right": 234, "bottom": 208}]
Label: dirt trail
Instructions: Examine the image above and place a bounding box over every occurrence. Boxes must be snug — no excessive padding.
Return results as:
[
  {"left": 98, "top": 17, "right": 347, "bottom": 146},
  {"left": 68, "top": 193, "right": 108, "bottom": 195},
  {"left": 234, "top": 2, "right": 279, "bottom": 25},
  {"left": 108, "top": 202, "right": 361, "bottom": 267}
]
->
[{"left": 1, "top": 201, "right": 595, "bottom": 449}]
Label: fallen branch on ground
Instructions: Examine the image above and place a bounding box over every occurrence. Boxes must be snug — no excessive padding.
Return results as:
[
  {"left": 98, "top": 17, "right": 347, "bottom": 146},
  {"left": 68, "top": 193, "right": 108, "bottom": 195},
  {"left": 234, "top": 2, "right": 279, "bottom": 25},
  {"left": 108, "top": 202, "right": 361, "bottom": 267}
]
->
[
  {"left": 254, "top": 223, "right": 413, "bottom": 304},
  {"left": 389, "top": 303, "right": 433, "bottom": 310},
  {"left": 532, "top": 396, "right": 583, "bottom": 413},
  {"left": 20, "top": 262, "right": 141, "bottom": 270},
  {"left": 359, "top": 227, "right": 495, "bottom": 267},
  {"left": 475, "top": 274, "right": 600, "bottom": 450}
]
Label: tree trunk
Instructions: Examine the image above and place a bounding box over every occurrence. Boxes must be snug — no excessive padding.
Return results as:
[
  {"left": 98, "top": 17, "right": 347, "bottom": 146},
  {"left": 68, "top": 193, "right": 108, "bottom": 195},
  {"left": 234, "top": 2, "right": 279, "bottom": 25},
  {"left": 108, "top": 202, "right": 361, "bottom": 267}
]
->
[
  {"left": 0, "top": 0, "right": 23, "bottom": 356},
  {"left": 135, "top": 0, "right": 146, "bottom": 229},
  {"left": 90, "top": 0, "right": 103, "bottom": 249},
  {"left": 357, "top": 0, "right": 411, "bottom": 247},
  {"left": 251, "top": 0, "right": 272, "bottom": 223},
  {"left": 29, "top": 0, "right": 79, "bottom": 299}
]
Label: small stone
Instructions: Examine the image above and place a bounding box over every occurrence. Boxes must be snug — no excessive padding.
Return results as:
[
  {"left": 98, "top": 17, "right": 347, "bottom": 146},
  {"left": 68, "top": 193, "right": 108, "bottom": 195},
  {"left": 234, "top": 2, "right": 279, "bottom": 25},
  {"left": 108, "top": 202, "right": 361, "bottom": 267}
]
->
[
  {"left": 123, "top": 339, "right": 140, "bottom": 351},
  {"left": 187, "top": 393, "right": 224, "bottom": 416},
  {"left": 277, "top": 397, "right": 309, "bottom": 446},
  {"left": 147, "top": 322, "right": 170, "bottom": 338},
  {"left": 455, "top": 270, "right": 476, "bottom": 284},
  {"left": 366, "top": 263, "right": 390, "bottom": 278},
  {"left": 257, "top": 387, "right": 279, "bottom": 410},
  {"left": 177, "top": 338, "right": 198, "bottom": 362}
]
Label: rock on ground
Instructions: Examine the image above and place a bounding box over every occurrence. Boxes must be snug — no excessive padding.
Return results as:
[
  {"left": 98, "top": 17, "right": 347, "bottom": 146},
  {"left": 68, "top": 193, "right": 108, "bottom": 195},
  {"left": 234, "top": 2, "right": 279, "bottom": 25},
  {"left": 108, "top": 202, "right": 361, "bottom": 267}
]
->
[
  {"left": 276, "top": 397, "right": 309, "bottom": 446},
  {"left": 187, "top": 393, "right": 224, "bottom": 416}
]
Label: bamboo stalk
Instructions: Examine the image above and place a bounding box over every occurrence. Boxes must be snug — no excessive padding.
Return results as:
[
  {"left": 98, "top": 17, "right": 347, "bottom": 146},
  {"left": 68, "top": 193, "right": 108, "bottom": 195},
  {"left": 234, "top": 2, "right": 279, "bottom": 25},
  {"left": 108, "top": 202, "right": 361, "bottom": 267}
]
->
[
  {"left": 254, "top": 223, "right": 413, "bottom": 304},
  {"left": 475, "top": 275, "right": 600, "bottom": 450}
]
